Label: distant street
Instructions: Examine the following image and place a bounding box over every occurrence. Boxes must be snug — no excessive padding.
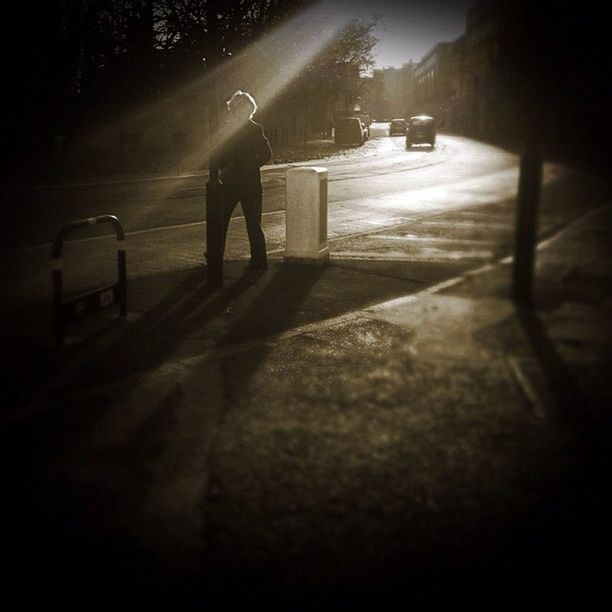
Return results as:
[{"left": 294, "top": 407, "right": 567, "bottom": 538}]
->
[{"left": 7, "top": 123, "right": 523, "bottom": 250}]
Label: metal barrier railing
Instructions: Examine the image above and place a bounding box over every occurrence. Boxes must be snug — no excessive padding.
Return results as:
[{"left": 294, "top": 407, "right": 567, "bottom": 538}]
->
[{"left": 52, "top": 214, "right": 127, "bottom": 345}]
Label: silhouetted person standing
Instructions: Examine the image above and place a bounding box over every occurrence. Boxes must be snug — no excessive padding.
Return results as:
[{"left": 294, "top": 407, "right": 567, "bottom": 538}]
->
[{"left": 216, "top": 90, "right": 272, "bottom": 271}]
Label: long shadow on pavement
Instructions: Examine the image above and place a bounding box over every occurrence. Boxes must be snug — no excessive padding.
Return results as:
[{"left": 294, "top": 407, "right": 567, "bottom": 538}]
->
[
  {"left": 473, "top": 301, "right": 610, "bottom": 609},
  {"left": 2, "top": 261, "right": 330, "bottom": 609},
  {"left": 2, "top": 264, "right": 263, "bottom": 608}
]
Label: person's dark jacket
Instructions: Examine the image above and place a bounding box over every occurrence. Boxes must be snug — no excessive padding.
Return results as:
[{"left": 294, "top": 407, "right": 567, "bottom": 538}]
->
[{"left": 216, "top": 120, "right": 272, "bottom": 195}]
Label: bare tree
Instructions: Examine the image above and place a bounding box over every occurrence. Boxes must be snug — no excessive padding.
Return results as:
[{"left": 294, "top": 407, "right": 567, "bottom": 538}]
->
[{"left": 292, "top": 18, "right": 379, "bottom": 136}]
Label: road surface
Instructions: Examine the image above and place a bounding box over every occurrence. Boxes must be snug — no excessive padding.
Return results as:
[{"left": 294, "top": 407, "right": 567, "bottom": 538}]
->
[
  {"left": 6, "top": 123, "right": 520, "bottom": 249},
  {"left": 4, "top": 123, "right": 606, "bottom": 312}
]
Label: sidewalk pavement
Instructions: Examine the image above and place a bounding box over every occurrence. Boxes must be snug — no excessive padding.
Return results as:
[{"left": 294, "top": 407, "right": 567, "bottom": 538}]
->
[{"left": 2, "top": 196, "right": 611, "bottom": 608}]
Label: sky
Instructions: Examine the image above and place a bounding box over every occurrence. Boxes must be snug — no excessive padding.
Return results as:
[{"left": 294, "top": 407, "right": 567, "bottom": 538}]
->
[{"left": 321, "top": 0, "right": 474, "bottom": 68}]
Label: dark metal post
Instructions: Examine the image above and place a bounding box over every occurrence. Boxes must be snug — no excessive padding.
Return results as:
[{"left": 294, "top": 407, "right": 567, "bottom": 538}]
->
[
  {"left": 206, "top": 0, "right": 224, "bottom": 287},
  {"left": 511, "top": 135, "right": 543, "bottom": 303},
  {"left": 118, "top": 239, "right": 127, "bottom": 316},
  {"left": 52, "top": 262, "right": 64, "bottom": 345}
]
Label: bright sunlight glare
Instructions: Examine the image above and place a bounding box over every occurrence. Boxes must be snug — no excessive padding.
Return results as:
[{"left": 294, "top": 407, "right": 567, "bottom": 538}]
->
[{"left": 83, "top": 0, "right": 347, "bottom": 207}]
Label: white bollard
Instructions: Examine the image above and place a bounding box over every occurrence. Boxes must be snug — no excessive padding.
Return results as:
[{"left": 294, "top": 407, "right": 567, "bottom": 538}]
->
[{"left": 285, "top": 166, "right": 329, "bottom": 264}]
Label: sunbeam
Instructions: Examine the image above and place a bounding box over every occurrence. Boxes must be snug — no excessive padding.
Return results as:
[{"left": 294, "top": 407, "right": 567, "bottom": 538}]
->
[{"left": 80, "top": 1, "right": 349, "bottom": 210}]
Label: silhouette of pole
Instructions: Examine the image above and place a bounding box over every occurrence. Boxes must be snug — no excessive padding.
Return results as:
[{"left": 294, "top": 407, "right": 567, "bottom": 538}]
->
[
  {"left": 512, "top": 131, "right": 543, "bottom": 303},
  {"left": 510, "top": 3, "right": 547, "bottom": 305},
  {"left": 206, "top": 0, "right": 223, "bottom": 287}
]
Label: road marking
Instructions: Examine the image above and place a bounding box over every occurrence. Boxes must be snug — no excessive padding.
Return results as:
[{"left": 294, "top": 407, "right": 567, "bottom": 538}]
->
[
  {"left": 420, "top": 220, "right": 513, "bottom": 230},
  {"left": 6, "top": 209, "right": 288, "bottom": 251},
  {"left": 368, "top": 235, "right": 497, "bottom": 245},
  {"left": 8, "top": 172, "right": 209, "bottom": 191},
  {"left": 329, "top": 251, "right": 494, "bottom": 262}
]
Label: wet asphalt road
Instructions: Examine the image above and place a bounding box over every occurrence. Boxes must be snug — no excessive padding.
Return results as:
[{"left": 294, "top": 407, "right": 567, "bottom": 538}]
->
[{"left": 5, "top": 123, "right": 520, "bottom": 250}]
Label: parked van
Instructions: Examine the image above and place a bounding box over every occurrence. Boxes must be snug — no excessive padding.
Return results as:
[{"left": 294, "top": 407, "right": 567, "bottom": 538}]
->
[
  {"left": 334, "top": 117, "right": 367, "bottom": 146},
  {"left": 354, "top": 112, "right": 371, "bottom": 137}
]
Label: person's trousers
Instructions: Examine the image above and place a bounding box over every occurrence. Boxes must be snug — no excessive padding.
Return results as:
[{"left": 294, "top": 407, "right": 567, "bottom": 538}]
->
[{"left": 222, "top": 188, "right": 268, "bottom": 267}]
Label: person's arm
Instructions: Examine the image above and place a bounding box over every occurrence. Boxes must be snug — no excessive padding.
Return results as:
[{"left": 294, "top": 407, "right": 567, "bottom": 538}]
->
[{"left": 254, "top": 124, "right": 272, "bottom": 167}]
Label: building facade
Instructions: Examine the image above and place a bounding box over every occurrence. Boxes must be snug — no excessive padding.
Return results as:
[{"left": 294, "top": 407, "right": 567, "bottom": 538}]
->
[
  {"left": 367, "top": 63, "right": 416, "bottom": 121},
  {"left": 413, "top": 42, "right": 456, "bottom": 128}
]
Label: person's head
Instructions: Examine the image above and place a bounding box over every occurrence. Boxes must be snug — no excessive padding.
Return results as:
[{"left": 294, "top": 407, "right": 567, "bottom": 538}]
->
[{"left": 226, "top": 90, "right": 257, "bottom": 122}]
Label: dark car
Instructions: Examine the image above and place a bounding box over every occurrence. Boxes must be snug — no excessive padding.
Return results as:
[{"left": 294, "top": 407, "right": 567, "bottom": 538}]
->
[
  {"left": 334, "top": 117, "right": 367, "bottom": 146},
  {"left": 389, "top": 118, "right": 407, "bottom": 136},
  {"left": 405, "top": 115, "right": 436, "bottom": 148}
]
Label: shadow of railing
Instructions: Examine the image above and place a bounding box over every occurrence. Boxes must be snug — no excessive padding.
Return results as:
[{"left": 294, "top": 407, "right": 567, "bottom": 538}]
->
[{"left": 65, "top": 267, "right": 253, "bottom": 390}]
